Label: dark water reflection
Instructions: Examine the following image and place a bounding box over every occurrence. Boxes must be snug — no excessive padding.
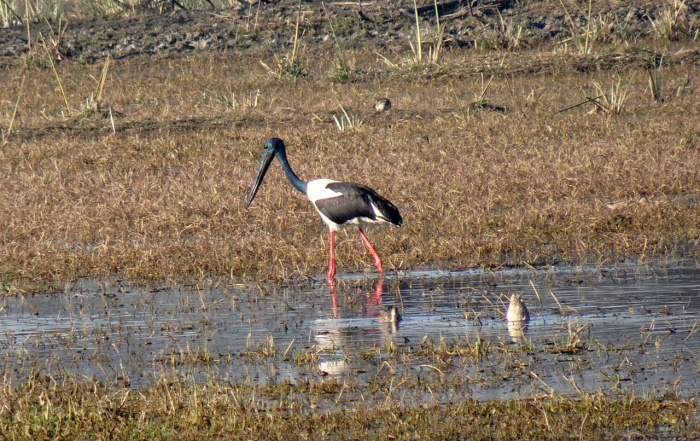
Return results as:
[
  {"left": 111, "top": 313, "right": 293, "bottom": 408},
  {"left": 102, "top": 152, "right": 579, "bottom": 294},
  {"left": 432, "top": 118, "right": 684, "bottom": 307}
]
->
[{"left": 1, "top": 260, "right": 699, "bottom": 400}]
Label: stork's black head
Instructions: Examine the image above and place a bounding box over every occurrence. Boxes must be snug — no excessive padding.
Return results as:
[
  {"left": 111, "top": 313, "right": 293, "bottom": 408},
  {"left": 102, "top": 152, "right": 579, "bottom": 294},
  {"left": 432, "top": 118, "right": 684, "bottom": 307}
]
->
[
  {"left": 246, "top": 138, "right": 291, "bottom": 208},
  {"left": 264, "top": 138, "right": 286, "bottom": 154}
]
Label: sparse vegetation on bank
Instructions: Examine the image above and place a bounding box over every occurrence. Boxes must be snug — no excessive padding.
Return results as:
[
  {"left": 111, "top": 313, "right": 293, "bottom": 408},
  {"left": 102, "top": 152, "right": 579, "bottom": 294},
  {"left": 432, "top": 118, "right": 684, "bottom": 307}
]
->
[
  {"left": 2, "top": 48, "right": 699, "bottom": 292},
  {"left": 1, "top": 372, "right": 696, "bottom": 440}
]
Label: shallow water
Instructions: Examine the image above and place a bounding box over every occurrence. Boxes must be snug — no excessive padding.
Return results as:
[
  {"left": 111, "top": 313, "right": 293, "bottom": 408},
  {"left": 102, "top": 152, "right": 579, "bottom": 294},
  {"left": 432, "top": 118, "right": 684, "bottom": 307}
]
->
[{"left": 1, "top": 260, "right": 699, "bottom": 401}]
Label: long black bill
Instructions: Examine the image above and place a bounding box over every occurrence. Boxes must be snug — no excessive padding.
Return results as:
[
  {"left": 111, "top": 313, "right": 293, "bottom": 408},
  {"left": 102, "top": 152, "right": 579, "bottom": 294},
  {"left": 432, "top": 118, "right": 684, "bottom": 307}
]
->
[{"left": 245, "top": 150, "right": 275, "bottom": 208}]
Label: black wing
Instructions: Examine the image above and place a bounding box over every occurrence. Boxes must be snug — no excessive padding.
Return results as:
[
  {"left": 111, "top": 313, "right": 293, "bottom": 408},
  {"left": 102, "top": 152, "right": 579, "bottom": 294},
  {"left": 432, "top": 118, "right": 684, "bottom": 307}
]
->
[{"left": 315, "top": 182, "right": 402, "bottom": 227}]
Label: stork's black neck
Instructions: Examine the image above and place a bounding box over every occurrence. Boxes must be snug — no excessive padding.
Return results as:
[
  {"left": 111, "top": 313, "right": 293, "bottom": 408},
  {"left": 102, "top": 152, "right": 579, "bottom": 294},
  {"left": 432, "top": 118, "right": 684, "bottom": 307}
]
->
[{"left": 276, "top": 149, "right": 308, "bottom": 195}]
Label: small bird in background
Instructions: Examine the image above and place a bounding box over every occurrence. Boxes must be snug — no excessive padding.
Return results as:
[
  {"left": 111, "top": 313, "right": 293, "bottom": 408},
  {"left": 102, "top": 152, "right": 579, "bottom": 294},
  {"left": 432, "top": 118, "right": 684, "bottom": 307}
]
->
[
  {"left": 373, "top": 98, "right": 391, "bottom": 112},
  {"left": 506, "top": 293, "right": 530, "bottom": 322},
  {"left": 379, "top": 306, "right": 401, "bottom": 324}
]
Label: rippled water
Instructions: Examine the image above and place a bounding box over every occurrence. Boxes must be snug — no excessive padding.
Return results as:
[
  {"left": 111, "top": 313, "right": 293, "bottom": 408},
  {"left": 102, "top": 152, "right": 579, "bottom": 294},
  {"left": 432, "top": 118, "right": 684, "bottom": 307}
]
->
[{"left": 1, "top": 260, "right": 699, "bottom": 400}]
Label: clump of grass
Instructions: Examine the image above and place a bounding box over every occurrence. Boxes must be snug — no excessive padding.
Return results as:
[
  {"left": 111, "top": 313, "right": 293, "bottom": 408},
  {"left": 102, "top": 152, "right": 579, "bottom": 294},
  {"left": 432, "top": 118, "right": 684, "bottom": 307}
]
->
[
  {"left": 554, "top": 10, "right": 632, "bottom": 51},
  {"left": 425, "top": 0, "right": 446, "bottom": 64},
  {"left": 322, "top": 2, "right": 363, "bottom": 83},
  {"left": 557, "top": 0, "right": 608, "bottom": 54},
  {"left": 594, "top": 12, "right": 632, "bottom": 44},
  {"left": 41, "top": 34, "right": 71, "bottom": 116},
  {"left": 261, "top": 52, "right": 306, "bottom": 80},
  {"left": 21, "top": 18, "right": 68, "bottom": 69},
  {"left": 244, "top": 334, "right": 278, "bottom": 359},
  {"left": 468, "top": 12, "right": 522, "bottom": 51},
  {"left": 648, "top": 58, "right": 663, "bottom": 102},
  {"left": 550, "top": 323, "right": 590, "bottom": 354},
  {"left": 554, "top": 76, "right": 631, "bottom": 115},
  {"left": 168, "top": 344, "right": 214, "bottom": 366},
  {"left": 289, "top": 345, "right": 323, "bottom": 364},
  {"left": 379, "top": 0, "right": 445, "bottom": 67},
  {"left": 415, "top": 335, "right": 490, "bottom": 360},
  {"left": 673, "top": 74, "right": 693, "bottom": 99},
  {"left": 20, "top": 50, "right": 54, "bottom": 69},
  {"left": 590, "top": 77, "right": 631, "bottom": 115},
  {"left": 332, "top": 100, "right": 360, "bottom": 132},
  {"left": 81, "top": 56, "right": 112, "bottom": 118},
  {"left": 496, "top": 10, "right": 523, "bottom": 51},
  {"left": 0, "top": 1, "right": 22, "bottom": 27},
  {"left": 469, "top": 74, "right": 494, "bottom": 110},
  {"left": 1, "top": 0, "right": 229, "bottom": 22},
  {"left": 260, "top": 1, "right": 306, "bottom": 79},
  {"left": 326, "top": 57, "right": 367, "bottom": 84},
  {"left": 648, "top": 0, "right": 696, "bottom": 41},
  {"left": 327, "top": 62, "right": 349, "bottom": 83},
  {"left": 210, "top": 88, "right": 261, "bottom": 111},
  {"left": 408, "top": 0, "right": 424, "bottom": 64}
]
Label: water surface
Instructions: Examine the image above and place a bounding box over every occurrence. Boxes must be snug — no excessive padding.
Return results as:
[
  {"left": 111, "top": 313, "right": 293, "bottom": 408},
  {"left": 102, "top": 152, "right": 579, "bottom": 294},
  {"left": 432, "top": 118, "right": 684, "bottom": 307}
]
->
[{"left": 1, "top": 260, "right": 699, "bottom": 401}]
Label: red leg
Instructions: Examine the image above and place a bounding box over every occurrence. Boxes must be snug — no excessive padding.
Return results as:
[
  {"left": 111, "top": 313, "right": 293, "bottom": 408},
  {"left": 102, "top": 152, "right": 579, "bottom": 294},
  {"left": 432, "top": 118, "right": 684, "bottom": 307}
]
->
[
  {"left": 364, "top": 277, "right": 385, "bottom": 315},
  {"left": 358, "top": 228, "right": 383, "bottom": 274},
  {"left": 330, "top": 281, "right": 339, "bottom": 318},
  {"left": 371, "top": 276, "right": 384, "bottom": 305},
  {"left": 327, "top": 230, "right": 337, "bottom": 281}
]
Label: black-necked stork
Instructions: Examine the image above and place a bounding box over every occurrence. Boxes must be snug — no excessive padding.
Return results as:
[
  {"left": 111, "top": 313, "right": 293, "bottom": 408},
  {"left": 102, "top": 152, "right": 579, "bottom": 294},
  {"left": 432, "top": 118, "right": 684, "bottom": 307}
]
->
[{"left": 245, "top": 138, "right": 402, "bottom": 281}]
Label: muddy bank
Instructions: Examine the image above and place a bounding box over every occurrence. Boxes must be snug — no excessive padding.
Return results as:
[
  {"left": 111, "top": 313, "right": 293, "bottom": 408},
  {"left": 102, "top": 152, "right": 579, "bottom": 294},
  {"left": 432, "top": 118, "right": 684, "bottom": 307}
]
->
[{"left": 1, "top": 1, "right": 699, "bottom": 66}]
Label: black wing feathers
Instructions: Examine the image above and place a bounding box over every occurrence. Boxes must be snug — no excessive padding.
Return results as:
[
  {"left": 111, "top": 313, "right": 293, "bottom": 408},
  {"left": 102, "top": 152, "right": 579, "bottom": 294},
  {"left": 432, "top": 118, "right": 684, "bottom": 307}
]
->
[{"left": 315, "top": 182, "right": 402, "bottom": 227}]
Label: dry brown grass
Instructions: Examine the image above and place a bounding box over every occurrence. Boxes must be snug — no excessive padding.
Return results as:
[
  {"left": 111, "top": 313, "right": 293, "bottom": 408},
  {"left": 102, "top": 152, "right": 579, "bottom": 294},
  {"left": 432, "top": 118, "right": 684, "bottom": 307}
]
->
[
  {"left": 1, "top": 372, "right": 696, "bottom": 440},
  {"left": 1, "top": 47, "right": 699, "bottom": 290}
]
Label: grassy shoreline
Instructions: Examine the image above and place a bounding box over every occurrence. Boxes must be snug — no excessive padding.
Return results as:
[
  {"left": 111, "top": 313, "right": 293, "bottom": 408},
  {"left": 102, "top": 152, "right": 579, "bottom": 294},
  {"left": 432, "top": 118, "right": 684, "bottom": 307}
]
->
[
  {"left": 1, "top": 1, "right": 699, "bottom": 294},
  {"left": 2, "top": 46, "right": 699, "bottom": 292},
  {"left": 1, "top": 371, "right": 697, "bottom": 440}
]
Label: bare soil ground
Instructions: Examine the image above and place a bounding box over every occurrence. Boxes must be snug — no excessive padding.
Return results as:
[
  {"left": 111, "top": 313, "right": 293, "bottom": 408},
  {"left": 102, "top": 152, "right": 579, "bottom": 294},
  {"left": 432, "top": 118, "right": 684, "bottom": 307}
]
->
[{"left": 1, "top": 0, "right": 699, "bottom": 65}]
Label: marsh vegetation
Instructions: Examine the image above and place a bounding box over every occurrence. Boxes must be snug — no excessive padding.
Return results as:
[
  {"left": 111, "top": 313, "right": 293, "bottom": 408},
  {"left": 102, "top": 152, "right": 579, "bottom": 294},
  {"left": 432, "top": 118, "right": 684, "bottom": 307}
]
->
[
  {"left": 1, "top": 0, "right": 700, "bottom": 438},
  {"left": 2, "top": 264, "right": 700, "bottom": 439}
]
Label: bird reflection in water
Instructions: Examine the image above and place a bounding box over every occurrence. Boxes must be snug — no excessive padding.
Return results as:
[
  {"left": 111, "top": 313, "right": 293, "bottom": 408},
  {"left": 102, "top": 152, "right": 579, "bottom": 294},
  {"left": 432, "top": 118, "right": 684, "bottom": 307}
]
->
[
  {"left": 329, "top": 277, "right": 386, "bottom": 319},
  {"left": 317, "top": 277, "right": 403, "bottom": 377}
]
